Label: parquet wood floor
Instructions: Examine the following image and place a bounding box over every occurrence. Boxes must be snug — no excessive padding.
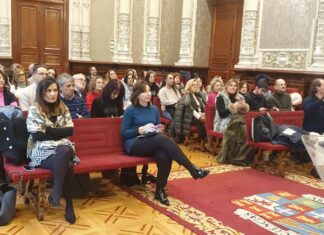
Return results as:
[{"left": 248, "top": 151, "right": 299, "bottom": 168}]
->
[{"left": 0, "top": 144, "right": 318, "bottom": 235}]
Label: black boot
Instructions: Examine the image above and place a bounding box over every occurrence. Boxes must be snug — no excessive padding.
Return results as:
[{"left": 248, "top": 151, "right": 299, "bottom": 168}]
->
[
  {"left": 154, "top": 187, "right": 170, "bottom": 206},
  {"left": 189, "top": 164, "right": 210, "bottom": 180}
]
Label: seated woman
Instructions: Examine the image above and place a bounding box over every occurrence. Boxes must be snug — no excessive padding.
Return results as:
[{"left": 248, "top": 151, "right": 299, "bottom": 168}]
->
[
  {"left": 158, "top": 73, "right": 181, "bottom": 121},
  {"left": 0, "top": 70, "right": 18, "bottom": 107},
  {"left": 26, "top": 77, "right": 76, "bottom": 224},
  {"left": 121, "top": 80, "right": 209, "bottom": 206},
  {"left": 144, "top": 70, "right": 160, "bottom": 98},
  {"left": 174, "top": 78, "right": 207, "bottom": 147},
  {"left": 207, "top": 76, "right": 223, "bottom": 107},
  {"left": 10, "top": 68, "right": 29, "bottom": 98},
  {"left": 239, "top": 80, "right": 249, "bottom": 96},
  {"left": 122, "top": 73, "right": 135, "bottom": 109},
  {"left": 86, "top": 76, "right": 104, "bottom": 111},
  {"left": 91, "top": 79, "right": 125, "bottom": 118},
  {"left": 213, "top": 78, "right": 248, "bottom": 133},
  {"left": 173, "top": 72, "right": 185, "bottom": 96}
]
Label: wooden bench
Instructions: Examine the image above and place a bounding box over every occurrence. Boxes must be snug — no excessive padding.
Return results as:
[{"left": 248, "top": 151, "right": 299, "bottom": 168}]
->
[
  {"left": 3, "top": 117, "right": 155, "bottom": 221},
  {"left": 245, "top": 111, "right": 304, "bottom": 176}
]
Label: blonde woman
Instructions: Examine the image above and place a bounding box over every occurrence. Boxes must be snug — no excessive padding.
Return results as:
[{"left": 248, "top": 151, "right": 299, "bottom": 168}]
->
[
  {"left": 213, "top": 78, "right": 248, "bottom": 133},
  {"left": 207, "top": 76, "right": 223, "bottom": 107},
  {"left": 86, "top": 76, "right": 104, "bottom": 111}
]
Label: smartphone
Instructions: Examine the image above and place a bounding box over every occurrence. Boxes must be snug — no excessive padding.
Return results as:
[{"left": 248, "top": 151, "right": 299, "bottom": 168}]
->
[{"left": 23, "top": 166, "right": 35, "bottom": 171}]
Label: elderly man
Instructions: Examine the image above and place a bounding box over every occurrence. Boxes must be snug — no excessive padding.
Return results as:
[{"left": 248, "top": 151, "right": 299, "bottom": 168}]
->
[
  {"left": 72, "top": 73, "right": 86, "bottom": 100},
  {"left": 266, "top": 78, "right": 293, "bottom": 111},
  {"left": 57, "top": 73, "right": 89, "bottom": 119},
  {"left": 19, "top": 64, "right": 48, "bottom": 111}
]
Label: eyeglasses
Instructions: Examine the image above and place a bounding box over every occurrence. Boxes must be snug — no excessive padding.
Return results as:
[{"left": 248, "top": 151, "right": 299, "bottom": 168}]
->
[
  {"left": 76, "top": 78, "right": 86, "bottom": 82},
  {"left": 37, "top": 72, "right": 48, "bottom": 76},
  {"left": 18, "top": 73, "right": 25, "bottom": 76}
]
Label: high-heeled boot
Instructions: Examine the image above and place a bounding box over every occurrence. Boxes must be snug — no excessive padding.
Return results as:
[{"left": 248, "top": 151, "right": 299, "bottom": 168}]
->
[
  {"left": 154, "top": 187, "right": 170, "bottom": 206},
  {"left": 188, "top": 164, "right": 210, "bottom": 180}
]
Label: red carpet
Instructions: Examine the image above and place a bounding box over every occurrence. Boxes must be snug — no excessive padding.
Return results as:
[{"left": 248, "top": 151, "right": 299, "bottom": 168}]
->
[{"left": 126, "top": 168, "right": 324, "bottom": 235}]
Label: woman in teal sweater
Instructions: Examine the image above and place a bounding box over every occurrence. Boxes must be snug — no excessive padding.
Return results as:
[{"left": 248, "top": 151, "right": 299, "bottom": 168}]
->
[{"left": 121, "top": 81, "right": 209, "bottom": 206}]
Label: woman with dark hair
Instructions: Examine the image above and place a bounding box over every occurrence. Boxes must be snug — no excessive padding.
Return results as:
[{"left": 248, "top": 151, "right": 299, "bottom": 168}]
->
[
  {"left": 0, "top": 70, "right": 18, "bottom": 107},
  {"left": 144, "top": 70, "right": 159, "bottom": 98},
  {"left": 121, "top": 80, "right": 209, "bottom": 206},
  {"left": 173, "top": 72, "right": 185, "bottom": 96},
  {"left": 26, "top": 77, "right": 76, "bottom": 224},
  {"left": 91, "top": 79, "right": 125, "bottom": 117},
  {"left": 239, "top": 80, "right": 249, "bottom": 96},
  {"left": 158, "top": 73, "right": 181, "bottom": 120}
]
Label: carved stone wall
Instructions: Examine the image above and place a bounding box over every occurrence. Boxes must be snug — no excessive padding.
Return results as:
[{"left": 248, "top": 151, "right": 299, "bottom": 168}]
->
[
  {"left": 69, "top": 0, "right": 91, "bottom": 60},
  {"left": 236, "top": 0, "right": 323, "bottom": 73},
  {"left": 0, "top": 0, "right": 11, "bottom": 57}
]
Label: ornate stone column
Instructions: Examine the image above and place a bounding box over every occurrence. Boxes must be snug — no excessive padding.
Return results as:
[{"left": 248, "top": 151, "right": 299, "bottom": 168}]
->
[
  {"left": 310, "top": 0, "right": 324, "bottom": 71},
  {"left": 141, "top": 0, "right": 161, "bottom": 64},
  {"left": 70, "top": 0, "right": 82, "bottom": 60},
  {"left": 235, "top": 0, "right": 259, "bottom": 69},
  {"left": 81, "top": 0, "right": 91, "bottom": 60},
  {"left": 112, "top": 0, "right": 133, "bottom": 63},
  {"left": 0, "top": 0, "right": 11, "bottom": 57},
  {"left": 175, "top": 0, "right": 197, "bottom": 66}
]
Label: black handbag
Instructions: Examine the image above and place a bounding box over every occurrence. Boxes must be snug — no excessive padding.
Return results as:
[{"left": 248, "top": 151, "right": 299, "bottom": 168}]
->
[
  {"left": 0, "top": 184, "right": 16, "bottom": 226},
  {"left": 252, "top": 113, "right": 278, "bottom": 142}
]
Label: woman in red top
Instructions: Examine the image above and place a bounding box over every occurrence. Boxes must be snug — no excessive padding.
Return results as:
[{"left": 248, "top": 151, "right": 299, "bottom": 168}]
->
[{"left": 86, "top": 76, "right": 104, "bottom": 111}]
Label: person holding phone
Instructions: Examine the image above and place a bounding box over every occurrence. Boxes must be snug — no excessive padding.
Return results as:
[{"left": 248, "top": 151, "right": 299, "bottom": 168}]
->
[
  {"left": 245, "top": 79, "right": 279, "bottom": 112},
  {"left": 213, "top": 78, "right": 248, "bottom": 133},
  {"left": 121, "top": 81, "right": 209, "bottom": 206},
  {"left": 26, "top": 77, "right": 76, "bottom": 224}
]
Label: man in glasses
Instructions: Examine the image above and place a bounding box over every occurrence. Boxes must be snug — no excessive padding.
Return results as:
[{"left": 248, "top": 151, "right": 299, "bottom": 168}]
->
[
  {"left": 266, "top": 78, "right": 293, "bottom": 111},
  {"left": 72, "top": 73, "right": 87, "bottom": 100}
]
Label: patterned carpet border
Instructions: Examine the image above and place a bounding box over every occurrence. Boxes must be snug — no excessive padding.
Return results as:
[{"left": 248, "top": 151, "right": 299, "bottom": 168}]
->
[{"left": 122, "top": 164, "right": 324, "bottom": 235}]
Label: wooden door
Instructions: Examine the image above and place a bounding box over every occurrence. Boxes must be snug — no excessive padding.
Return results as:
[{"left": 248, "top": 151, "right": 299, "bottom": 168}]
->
[
  {"left": 12, "top": 0, "right": 68, "bottom": 73},
  {"left": 209, "top": 0, "right": 243, "bottom": 81}
]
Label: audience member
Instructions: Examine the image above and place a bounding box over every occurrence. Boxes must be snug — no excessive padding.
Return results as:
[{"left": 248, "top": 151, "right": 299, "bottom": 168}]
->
[
  {"left": 0, "top": 70, "right": 18, "bottom": 107},
  {"left": 19, "top": 64, "right": 48, "bottom": 111},
  {"left": 213, "top": 78, "right": 247, "bottom": 132},
  {"left": 47, "top": 67, "right": 57, "bottom": 79},
  {"left": 26, "top": 77, "right": 76, "bottom": 224},
  {"left": 207, "top": 76, "right": 223, "bottom": 107},
  {"left": 86, "top": 76, "right": 104, "bottom": 111},
  {"left": 57, "top": 73, "right": 89, "bottom": 119},
  {"left": 10, "top": 68, "right": 29, "bottom": 98},
  {"left": 255, "top": 74, "right": 272, "bottom": 98},
  {"left": 91, "top": 79, "right": 125, "bottom": 118},
  {"left": 174, "top": 78, "right": 206, "bottom": 148},
  {"left": 122, "top": 73, "right": 135, "bottom": 109},
  {"left": 144, "top": 70, "right": 159, "bottom": 98},
  {"left": 266, "top": 78, "right": 293, "bottom": 111},
  {"left": 121, "top": 80, "right": 209, "bottom": 206},
  {"left": 239, "top": 80, "right": 249, "bottom": 96},
  {"left": 158, "top": 73, "right": 181, "bottom": 121},
  {"left": 27, "top": 63, "right": 35, "bottom": 79},
  {"left": 105, "top": 69, "right": 117, "bottom": 83},
  {"left": 245, "top": 79, "right": 278, "bottom": 112},
  {"left": 72, "top": 73, "right": 87, "bottom": 100},
  {"left": 173, "top": 72, "right": 185, "bottom": 96},
  {"left": 86, "top": 66, "right": 98, "bottom": 91},
  {"left": 303, "top": 78, "right": 324, "bottom": 134}
]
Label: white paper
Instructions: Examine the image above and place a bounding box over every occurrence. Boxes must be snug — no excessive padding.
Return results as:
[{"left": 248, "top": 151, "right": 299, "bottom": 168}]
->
[{"left": 282, "top": 128, "right": 296, "bottom": 136}]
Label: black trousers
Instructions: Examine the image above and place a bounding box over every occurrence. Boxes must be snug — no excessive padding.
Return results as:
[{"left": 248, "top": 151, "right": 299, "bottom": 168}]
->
[
  {"left": 130, "top": 134, "right": 192, "bottom": 188},
  {"left": 40, "top": 145, "right": 74, "bottom": 205},
  {"left": 192, "top": 117, "right": 207, "bottom": 140}
]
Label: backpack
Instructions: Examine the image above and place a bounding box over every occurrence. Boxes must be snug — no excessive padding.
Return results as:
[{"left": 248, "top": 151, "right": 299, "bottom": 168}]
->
[{"left": 251, "top": 113, "right": 278, "bottom": 142}]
